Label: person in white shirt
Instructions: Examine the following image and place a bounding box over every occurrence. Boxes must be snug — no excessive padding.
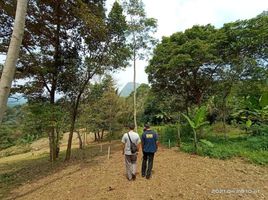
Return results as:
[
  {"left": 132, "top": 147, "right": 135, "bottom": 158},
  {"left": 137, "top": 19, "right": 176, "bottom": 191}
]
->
[{"left": 121, "top": 123, "right": 141, "bottom": 181}]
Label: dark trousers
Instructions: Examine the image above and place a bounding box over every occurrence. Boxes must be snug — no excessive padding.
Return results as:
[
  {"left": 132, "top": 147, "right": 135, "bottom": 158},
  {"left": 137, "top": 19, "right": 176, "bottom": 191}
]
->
[{"left": 142, "top": 152, "right": 155, "bottom": 177}]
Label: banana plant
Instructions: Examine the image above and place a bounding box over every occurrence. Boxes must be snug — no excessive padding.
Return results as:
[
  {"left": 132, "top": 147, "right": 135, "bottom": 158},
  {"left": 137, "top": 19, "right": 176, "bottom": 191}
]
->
[
  {"left": 181, "top": 106, "right": 209, "bottom": 152},
  {"left": 232, "top": 92, "right": 268, "bottom": 132}
]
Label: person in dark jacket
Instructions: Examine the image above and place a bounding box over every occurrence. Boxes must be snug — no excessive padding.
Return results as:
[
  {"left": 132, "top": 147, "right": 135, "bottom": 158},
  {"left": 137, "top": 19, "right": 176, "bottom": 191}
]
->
[{"left": 141, "top": 124, "right": 159, "bottom": 179}]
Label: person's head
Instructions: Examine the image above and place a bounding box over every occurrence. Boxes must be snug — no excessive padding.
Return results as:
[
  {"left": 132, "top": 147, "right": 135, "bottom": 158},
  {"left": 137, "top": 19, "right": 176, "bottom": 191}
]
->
[
  {"left": 144, "top": 123, "right": 150, "bottom": 130},
  {"left": 128, "top": 123, "right": 135, "bottom": 130}
]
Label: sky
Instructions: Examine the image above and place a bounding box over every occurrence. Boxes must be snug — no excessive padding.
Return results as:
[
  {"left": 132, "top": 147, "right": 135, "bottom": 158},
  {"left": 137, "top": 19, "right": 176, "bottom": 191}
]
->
[
  {"left": 108, "top": 0, "right": 268, "bottom": 90},
  {"left": 1, "top": 0, "right": 267, "bottom": 90}
]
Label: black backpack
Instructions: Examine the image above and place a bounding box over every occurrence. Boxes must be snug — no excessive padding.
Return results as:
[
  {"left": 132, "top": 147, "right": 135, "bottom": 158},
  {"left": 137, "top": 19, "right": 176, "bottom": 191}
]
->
[{"left": 127, "top": 133, "right": 138, "bottom": 154}]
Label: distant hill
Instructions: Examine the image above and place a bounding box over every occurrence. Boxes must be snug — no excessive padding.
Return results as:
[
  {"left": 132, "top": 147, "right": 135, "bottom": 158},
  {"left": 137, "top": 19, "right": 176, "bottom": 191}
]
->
[
  {"left": 258, "top": 10, "right": 268, "bottom": 16},
  {"left": 7, "top": 95, "right": 27, "bottom": 107},
  {"left": 119, "top": 82, "right": 141, "bottom": 97}
]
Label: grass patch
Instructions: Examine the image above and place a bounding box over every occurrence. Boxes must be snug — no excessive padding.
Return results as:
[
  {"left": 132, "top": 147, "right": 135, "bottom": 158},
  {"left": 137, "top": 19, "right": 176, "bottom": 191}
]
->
[
  {"left": 0, "top": 144, "right": 31, "bottom": 158},
  {"left": 181, "top": 135, "right": 268, "bottom": 165},
  {"left": 156, "top": 124, "right": 268, "bottom": 166}
]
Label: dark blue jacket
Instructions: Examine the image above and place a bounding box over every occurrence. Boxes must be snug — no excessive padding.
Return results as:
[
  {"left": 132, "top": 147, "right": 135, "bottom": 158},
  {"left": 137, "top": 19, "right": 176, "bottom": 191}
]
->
[{"left": 141, "top": 130, "right": 158, "bottom": 153}]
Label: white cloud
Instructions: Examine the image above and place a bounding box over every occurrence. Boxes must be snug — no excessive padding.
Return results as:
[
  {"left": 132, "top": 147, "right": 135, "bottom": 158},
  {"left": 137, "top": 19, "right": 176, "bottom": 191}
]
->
[{"left": 112, "top": 0, "right": 268, "bottom": 89}]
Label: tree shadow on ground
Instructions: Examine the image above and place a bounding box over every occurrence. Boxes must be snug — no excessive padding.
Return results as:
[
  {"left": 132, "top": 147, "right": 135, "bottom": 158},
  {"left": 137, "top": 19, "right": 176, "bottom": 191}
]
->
[{"left": 0, "top": 141, "right": 121, "bottom": 199}]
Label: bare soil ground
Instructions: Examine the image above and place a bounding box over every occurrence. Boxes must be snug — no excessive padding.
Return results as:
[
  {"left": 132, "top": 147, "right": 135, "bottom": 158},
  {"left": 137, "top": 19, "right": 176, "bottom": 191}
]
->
[{"left": 2, "top": 141, "right": 267, "bottom": 200}]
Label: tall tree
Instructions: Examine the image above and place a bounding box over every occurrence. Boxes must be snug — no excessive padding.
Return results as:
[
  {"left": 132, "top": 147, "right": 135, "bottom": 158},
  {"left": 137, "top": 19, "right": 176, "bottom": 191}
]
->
[
  {"left": 79, "top": 75, "right": 123, "bottom": 141},
  {"left": 59, "top": 1, "right": 129, "bottom": 160},
  {"left": 213, "top": 14, "right": 268, "bottom": 134},
  {"left": 0, "top": 0, "right": 111, "bottom": 161},
  {"left": 123, "top": 0, "right": 157, "bottom": 131},
  {"left": 146, "top": 25, "right": 220, "bottom": 111},
  {"left": 0, "top": 0, "right": 28, "bottom": 124}
]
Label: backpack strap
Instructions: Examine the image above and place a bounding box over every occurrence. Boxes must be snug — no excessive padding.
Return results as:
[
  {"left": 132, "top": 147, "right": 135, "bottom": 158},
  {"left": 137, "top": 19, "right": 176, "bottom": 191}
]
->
[{"left": 127, "top": 132, "right": 133, "bottom": 144}]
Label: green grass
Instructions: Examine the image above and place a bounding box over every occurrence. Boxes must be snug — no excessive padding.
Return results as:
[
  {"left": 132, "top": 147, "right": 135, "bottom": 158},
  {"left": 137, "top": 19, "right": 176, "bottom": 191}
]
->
[
  {"left": 156, "top": 124, "right": 268, "bottom": 166},
  {"left": 0, "top": 144, "right": 31, "bottom": 158},
  {"left": 185, "top": 136, "right": 268, "bottom": 165}
]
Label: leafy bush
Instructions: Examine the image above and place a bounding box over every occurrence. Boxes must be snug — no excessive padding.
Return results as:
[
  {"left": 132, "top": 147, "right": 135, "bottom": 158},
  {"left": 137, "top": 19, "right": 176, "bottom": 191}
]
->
[
  {"left": 242, "top": 151, "right": 268, "bottom": 165},
  {"left": 0, "top": 106, "right": 24, "bottom": 150},
  {"left": 0, "top": 126, "right": 16, "bottom": 150},
  {"left": 246, "top": 136, "right": 268, "bottom": 151},
  {"left": 200, "top": 139, "right": 214, "bottom": 147},
  {"left": 251, "top": 124, "right": 268, "bottom": 136},
  {"left": 154, "top": 123, "right": 193, "bottom": 144},
  {"left": 180, "top": 123, "right": 194, "bottom": 139},
  {"left": 187, "top": 135, "right": 268, "bottom": 164},
  {"left": 18, "top": 134, "right": 39, "bottom": 144},
  {"left": 180, "top": 142, "right": 194, "bottom": 153},
  {"left": 201, "top": 144, "right": 238, "bottom": 159},
  {"left": 155, "top": 125, "right": 178, "bottom": 147}
]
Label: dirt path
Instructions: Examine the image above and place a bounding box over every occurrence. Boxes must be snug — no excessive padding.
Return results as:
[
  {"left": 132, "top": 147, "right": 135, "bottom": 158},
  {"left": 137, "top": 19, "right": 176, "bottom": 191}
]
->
[{"left": 6, "top": 143, "right": 268, "bottom": 200}]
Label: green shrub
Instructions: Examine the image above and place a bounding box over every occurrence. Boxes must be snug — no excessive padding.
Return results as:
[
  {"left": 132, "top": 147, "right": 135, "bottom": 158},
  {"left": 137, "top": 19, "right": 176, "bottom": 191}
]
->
[
  {"left": 153, "top": 124, "right": 268, "bottom": 165},
  {"left": 242, "top": 151, "right": 268, "bottom": 165},
  {"left": 245, "top": 136, "right": 268, "bottom": 151},
  {"left": 154, "top": 123, "right": 194, "bottom": 146},
  {"left": 200, "top": 139, "right": 214, "bottom": 147},
  {"left": 180, "top": 143, "right": 194, "bottom": 153},
  {"left": 154, "top": 125, "right": 177, "bottom": 147},
  {"left": 18, "top": 134, "right": 39, "bottom": 144},
  {"left": 0, "top": 126, "right": 16, "bottom": 150},
  {"left": 180, "top": 123, "right": 194, "bottom": 139},
  {"left": 181, "top": 134, "right": 268, "bottom": 165},
  {"left": 251, "top": 124, "right": 268, "bottom": 136}
]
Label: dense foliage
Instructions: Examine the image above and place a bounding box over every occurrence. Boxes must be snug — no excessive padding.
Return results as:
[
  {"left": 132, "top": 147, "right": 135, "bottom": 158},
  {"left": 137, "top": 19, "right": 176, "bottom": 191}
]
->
[{"left": 0, "top": 1, "right": 267, "bottom": 165}]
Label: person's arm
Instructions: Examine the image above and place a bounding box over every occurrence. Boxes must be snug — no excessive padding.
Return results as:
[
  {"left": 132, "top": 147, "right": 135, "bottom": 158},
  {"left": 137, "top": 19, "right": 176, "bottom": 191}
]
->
[{"left": 136, "top": 135, "right": 141, "bottom": 154}]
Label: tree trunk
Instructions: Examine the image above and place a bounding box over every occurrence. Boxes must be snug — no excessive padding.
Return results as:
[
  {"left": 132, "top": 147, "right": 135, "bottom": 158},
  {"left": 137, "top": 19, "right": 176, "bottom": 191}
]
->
[
  {"left": 49, "top": 2, "right": 61, "bottom": 161},
  {"left": 56, "top": 128, "right": 60, "bottom": 158},
  {"left": 185, "top": 95, "right": 189, "bottom": 116},
  {"left": 223, "top": 108, "right": 227, "bottom": 140},
  {"left": 133, "top": 50, "right": 137, "bottom": 132},
  {"left": 94, "top": 132, "right": 97, "bottom": 142},
  {"left": 48, "top": 133, "right": 53, "bottom": 161},
  {"left": 222, "top": 95, "right": 228, "bottom": 140},
  {"left": 52, "top": 127, "right": 57, "bottom": 161},
  {"left": 65, "top": 110, "right": 77, "bottom": 161},
  {"left": 83, "top": 131, "right": 86, "bottom": 147},
  {"left": 65, "top": 64, "right": 93, "bottom": 161},
  {"left": 177, "top": 125, "right": 181, "bottom": 148},
  {"left": 193, "top": 129, "right": 198, "bottom": 153},
  {"left": 0, "top": 0, "right": 28, "bottom": 124},
  {"left": 97, "top": 131, "right": 101, "bottom": 142},
  {"left": 48, "top": 128, "right": 57, "bottom": 162},
  {"left": 76, "top": 130, "right": 83, "bottom": 149},
  {"left": 101, "top": 129, "right": 104, "bottom": 140}
]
